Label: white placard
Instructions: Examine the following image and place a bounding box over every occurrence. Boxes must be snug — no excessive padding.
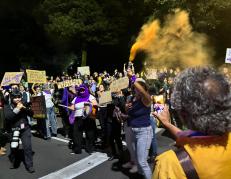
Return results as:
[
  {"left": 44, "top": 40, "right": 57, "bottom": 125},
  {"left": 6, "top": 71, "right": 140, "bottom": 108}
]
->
[
  {"left": 225, "top": 48, "right": 231, "bottom": 64},
  {"left": 77, "top": 66, "right": 90, "bottom": 76}
]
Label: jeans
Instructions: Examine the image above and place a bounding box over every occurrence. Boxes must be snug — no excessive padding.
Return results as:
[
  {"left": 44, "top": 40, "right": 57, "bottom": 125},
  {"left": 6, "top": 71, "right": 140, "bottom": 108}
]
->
[
  {"left": 149, "top": 116, "right": 158, "bottom": 156},
  {"left": 46, "top": 107, "right": 57, "bottom": 138},
  {"left": 132, "top": 126, "right": 153, "bottom": 179},
  {"left": 124, "top": 122, "right": 137, "bottom": 164}
]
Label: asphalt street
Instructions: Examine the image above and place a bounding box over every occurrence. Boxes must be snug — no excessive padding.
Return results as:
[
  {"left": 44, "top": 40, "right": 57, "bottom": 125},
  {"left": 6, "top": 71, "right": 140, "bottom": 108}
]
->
[{"left": 0, "top": 118, "right": 175, "bottom": 179}]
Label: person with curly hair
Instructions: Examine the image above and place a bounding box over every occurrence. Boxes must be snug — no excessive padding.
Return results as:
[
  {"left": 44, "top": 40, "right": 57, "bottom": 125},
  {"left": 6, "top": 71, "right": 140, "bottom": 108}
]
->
[{"left": 153, "top": 67, "right": 231, "bottom": 179}]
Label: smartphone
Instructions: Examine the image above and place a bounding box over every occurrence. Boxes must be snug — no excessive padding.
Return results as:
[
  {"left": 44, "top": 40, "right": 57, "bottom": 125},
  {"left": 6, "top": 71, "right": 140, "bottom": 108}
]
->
[{"left": 154, "top": 103, "right": 164, "bottom": 114}]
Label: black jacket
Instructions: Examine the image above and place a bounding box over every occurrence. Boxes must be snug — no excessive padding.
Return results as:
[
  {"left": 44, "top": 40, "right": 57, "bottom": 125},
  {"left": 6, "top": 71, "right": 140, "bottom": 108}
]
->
[{"left": 4, "top": 104, "right": 33, "bottom": 129}]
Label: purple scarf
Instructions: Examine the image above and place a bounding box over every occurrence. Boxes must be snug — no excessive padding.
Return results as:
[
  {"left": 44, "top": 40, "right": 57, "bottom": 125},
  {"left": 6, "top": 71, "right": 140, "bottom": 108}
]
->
[
  {"left": 75, "top": 84, "right": 90, "bottom": 103},
  {"left": 68, "top": 85, "right": 90, "bottom": 125},
  {"left": 61, "top": 88, "right": 69, "bottom": 112},
  {"left": 61, "top": 87, "right": 76, "bottom": 112},
  {"left": 43, "top": 90, "right": 51, "bottom": 94}
]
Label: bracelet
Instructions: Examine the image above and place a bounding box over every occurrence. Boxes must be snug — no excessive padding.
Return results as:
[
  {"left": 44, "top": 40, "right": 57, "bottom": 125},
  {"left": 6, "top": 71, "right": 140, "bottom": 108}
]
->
[{"left": 130, "top": 75, "right": 137, "bottom": 84}]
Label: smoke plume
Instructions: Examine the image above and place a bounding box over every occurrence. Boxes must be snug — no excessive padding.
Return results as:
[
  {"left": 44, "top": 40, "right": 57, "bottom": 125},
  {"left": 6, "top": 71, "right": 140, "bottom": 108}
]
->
[{"left": 129, "top": 9, "right": 213, "bottom": 69}]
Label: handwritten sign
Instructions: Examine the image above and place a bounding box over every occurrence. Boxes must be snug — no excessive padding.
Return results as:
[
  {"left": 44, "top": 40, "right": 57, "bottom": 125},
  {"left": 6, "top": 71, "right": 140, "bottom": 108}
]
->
[
  {"left": 57, "top": 79, "right": 83, "bottom": 89},
  {"left": 1, "top": 72, "right": 23, "bottom": 86},
  {"left": 31, "top": 96, "right": 47, "bottom": 119},
  {"left": 225, "top": 48, "right": 231, "bottom": 64},
  {"left": 77, "top": 66, "right": 90, "bottom": 76},
  {"left": 26, "top": 70, "right": 46, "bottom": 84},
  {"left": 110, "top": 77, "right": 129, "bottom": 92},
  {"left": 99, "top": 91, "right": 112, "bottom": 105}
]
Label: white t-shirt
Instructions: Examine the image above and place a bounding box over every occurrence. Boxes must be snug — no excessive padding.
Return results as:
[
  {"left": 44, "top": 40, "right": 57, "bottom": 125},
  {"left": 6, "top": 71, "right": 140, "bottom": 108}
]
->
[
  {"left": 37, "top": 91, "right": 54, "bottom": 108},
  {"left": 71, "top": 95, "right": 96, "bottom": 117}
]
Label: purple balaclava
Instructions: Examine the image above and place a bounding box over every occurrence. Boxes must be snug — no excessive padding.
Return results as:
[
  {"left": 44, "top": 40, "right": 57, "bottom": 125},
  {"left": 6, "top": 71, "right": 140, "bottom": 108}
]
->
[{"left": 75, "top": 84, "right": 90, "bottom": 103}]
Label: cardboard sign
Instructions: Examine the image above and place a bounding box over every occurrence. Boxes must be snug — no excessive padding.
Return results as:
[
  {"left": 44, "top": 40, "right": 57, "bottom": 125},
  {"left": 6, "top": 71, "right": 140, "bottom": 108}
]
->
[
  {"left": 225, "top": 48, "right": 231, "bottom": 64},
  {"left": 110, "top": 77, "right": 129, "bottom": 92},
  {"left": 31, "top": 96, "right": 47, "bottom": 119},
  {"left": 99, "top": 91, "right": 112, "bottom": 105},
  {"left": 1, "top": 72, "right": 24, "bottom": 86},
  {"left": 57, "top": 79, "right": 83, "bottom": 89},
  {"left": 26, "top": 70, "right": 46, "bottom": 84},
  {"left": 77, "top": 66, "right": 90, "bottom": 76}
]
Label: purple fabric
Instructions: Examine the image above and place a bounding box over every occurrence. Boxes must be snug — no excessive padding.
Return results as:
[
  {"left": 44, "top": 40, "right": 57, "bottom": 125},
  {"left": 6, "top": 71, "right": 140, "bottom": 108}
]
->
[
  {"left": 177, "top": 130, "right": 206, "bottom": 138},
  {"left": 61, "top": 88, "right": 69, "bottom": 112},
  {"left": 69, "top": 111, "right": 75, "bottom": 125},
  {"left": 3, "top": 86, "right": 11, "bottom": 90},
  {"left": 129, "top": 74, "right": 137, "bottom": 87},
  {"left": 131, "top": 75, "right": 137, "bottom": 83},
  {"left": 75, "top": 84, "right": 90, "bottom": 103},
  {"left": 43, "top": 90, "right": 51, "bottom": 94}
]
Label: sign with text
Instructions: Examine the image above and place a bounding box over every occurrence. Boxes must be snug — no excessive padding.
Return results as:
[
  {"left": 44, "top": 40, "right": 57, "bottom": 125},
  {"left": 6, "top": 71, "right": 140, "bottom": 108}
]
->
[
  {"left": 225, "top": 48, "right": 231, "bottom": 64},
  {"left": 57, "top": 79, "right": 83, "bottom": 89},
  {"left": 26, "top": 70, "right": 46, "bottom": 84},
  {"left": 77, "top": 66, "right": 90, "bottom": 76},
  {"left": 31, "top": 96, "right": 47, "bottom": 119},
  {"left": 1, "top": 72, "right": 23, "bottom": 86},
  {"left": 110, "top": 77, "right": 129, "bottom": 92},
  {"left": 98, "top": 91, "right": 112, "bottom": 105}
]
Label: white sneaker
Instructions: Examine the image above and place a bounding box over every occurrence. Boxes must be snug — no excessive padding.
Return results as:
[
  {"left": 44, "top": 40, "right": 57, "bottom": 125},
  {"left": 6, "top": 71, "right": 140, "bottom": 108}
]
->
[
  {"left": 129, "top": 165, "right": 138, "bottom": 173},
  {"left": 122, "top": 162, "right": 133, "bottom": 169}
]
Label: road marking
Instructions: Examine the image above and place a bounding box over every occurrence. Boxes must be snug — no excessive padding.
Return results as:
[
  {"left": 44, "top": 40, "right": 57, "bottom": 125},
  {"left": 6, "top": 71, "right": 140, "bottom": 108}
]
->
[
  {"left": 51, "top": 136, "right": 69, "bottom": 143},
  {"left": 51, "top": 127, "right": 163, "bottom": 146},
  {"left": 39, "top": 127, "right": 164, "bottom": 179},
  {"left": 39, "top": 152, "right": 109, "bottom": 179}
]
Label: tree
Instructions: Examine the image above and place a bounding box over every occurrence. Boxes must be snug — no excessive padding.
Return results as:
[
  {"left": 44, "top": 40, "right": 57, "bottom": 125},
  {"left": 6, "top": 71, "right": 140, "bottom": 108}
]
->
[
  {"left": 36, "top": 0, "right": 122, "bottom": 66},
  {"left": 186, "top": 0, "right": 231, "bottom": 65}
]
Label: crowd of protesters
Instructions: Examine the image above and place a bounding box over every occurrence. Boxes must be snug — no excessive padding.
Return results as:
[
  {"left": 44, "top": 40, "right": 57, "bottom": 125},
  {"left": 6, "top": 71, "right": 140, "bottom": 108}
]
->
[{"left": 0, "top": 63, "right": 231, "bottom": 178}]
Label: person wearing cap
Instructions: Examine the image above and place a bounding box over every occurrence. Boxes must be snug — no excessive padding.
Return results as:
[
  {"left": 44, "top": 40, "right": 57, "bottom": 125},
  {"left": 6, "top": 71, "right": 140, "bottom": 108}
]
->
[
  {"left": 126, "top": 70, "right": 153, "bottom": 179},
  {"left": 4, "top": 90, "right": 35, "bottom": 173}
]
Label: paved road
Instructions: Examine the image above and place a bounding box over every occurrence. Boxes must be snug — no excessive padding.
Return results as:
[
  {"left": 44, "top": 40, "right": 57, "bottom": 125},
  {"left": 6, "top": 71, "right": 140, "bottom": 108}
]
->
[{"left": 0, "top": 118, "right": 175, "bottom": 179}]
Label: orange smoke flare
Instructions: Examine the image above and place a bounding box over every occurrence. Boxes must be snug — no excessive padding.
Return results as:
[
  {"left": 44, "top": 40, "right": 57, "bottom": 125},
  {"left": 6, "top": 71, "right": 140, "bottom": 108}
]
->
[
  {"left": 129, "top": 9, "right": 213, "bottom": 68},
  {"left": 129, "top": 20, "right": 160, "bottom": 61}
]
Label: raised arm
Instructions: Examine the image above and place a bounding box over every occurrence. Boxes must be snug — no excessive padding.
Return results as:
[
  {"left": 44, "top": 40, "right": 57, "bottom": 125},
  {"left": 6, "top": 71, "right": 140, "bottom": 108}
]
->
[{"left": 133, "top": 81, "right": 151, "bottom": 107}]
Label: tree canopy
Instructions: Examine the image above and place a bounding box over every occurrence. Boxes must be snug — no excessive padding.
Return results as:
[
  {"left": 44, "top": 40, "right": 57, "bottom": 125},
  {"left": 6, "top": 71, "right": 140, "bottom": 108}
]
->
[{"left": 0, "top": 0, "right": 231, "bottom": 76}]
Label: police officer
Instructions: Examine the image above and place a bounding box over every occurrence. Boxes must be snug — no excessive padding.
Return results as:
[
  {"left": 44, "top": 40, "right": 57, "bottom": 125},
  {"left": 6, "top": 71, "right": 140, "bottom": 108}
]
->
[{"left": 4, "top": 89, "right": 35, "bottom": 173}]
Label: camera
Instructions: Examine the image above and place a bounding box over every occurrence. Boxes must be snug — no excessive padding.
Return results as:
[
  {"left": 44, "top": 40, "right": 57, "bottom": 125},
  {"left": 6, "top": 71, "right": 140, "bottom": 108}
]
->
[{"left": 10, "top": 128, "right": 21, "bottom": 149}]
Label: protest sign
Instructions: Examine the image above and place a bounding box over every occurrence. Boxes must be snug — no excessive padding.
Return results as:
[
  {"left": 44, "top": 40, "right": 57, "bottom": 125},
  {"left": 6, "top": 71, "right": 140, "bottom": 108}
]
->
[
  {"left": 225, "top": 48, "right": 231, "bottom": 64},
  {"left": 26, "top": 70, "right": 46, "bottom": 84},
  {"left": 31, "top": 96, "right": 47, "bottom": 119},
  {"left": 99, "top": 91, "right": 112, "bottom": 105},
  {"left": 77, "top": 66, "right": 90, "bottom": 75},
  {"left": 57, "top": 79, "right": 83, "bottom": 89},
  {"left": 110, "top": 77, "right": 129, "bottom": 92},
  {"left": 1, "top": 72, "right": 23, "bottom": 86}
]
